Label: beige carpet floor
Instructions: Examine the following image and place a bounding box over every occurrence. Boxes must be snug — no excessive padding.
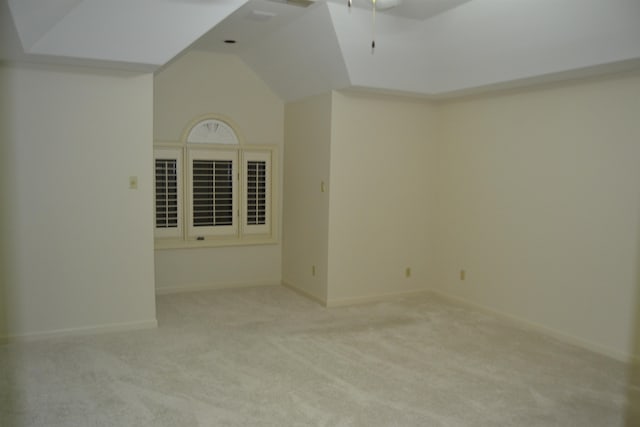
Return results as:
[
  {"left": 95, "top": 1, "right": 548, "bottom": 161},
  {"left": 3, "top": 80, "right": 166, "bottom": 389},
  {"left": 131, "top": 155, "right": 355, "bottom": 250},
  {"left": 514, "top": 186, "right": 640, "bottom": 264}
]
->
[{"left": 1, "top": 285, "right": 638, "bottom": 426}]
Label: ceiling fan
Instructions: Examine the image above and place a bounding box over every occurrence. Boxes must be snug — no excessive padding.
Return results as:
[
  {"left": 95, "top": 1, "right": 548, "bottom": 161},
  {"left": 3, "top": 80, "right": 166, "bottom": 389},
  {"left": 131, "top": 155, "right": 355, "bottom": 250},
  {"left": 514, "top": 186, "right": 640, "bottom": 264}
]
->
[
  {"left": 347, "top": 0, "right": 403, "bottom": 52},
  {"left": 267, "top": 0, "right": 402, "bottom": 10},
  {"left": 266, "top": 0, "right": 404, "bottom": 52}
]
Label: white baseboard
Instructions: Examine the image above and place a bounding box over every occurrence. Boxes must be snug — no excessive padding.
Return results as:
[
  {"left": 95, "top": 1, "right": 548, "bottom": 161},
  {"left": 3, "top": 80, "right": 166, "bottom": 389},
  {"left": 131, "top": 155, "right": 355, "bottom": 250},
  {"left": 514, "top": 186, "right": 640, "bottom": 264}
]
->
[
  {"left": 0, "top": 319, "right": 158, "bottom": 344},
  {"left": 156, "top": 281, "right": 280, "bottom": 295},
  {"left": 326, "top": 288, "right": 431, "bottom": 308},
  {"left": 280, "top": 282, "right": 432, "bottom": 308},
  {"left": 281, "top": 281, "right": 327, "bottom": 306},
  {"left": 428, "top": 288, "right": 638, "bottom": 364},
  {"left": 283, "top": 280, "right": 638, "bottom": 363}
]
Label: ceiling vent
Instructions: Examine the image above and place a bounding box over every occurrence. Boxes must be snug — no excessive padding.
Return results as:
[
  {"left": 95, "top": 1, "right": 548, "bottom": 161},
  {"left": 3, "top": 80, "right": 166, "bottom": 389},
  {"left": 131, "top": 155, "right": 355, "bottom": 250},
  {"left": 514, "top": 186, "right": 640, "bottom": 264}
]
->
[
  {"left": 266, "top": 0, "right": 314, "bottom": 7},
  {"left": 246, "top": 10, "right": 278, "bottom": 21}
]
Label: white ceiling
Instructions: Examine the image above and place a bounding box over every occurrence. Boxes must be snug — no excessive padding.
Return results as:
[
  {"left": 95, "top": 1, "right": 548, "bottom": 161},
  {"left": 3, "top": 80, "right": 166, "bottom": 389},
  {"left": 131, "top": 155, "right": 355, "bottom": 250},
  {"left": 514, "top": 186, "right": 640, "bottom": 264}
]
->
[
  {"left": 1, "top": 0, "right": 248, "bottom": 70},
  {"left": 2, "top": 0, "right": 640, "bottom": 100}
]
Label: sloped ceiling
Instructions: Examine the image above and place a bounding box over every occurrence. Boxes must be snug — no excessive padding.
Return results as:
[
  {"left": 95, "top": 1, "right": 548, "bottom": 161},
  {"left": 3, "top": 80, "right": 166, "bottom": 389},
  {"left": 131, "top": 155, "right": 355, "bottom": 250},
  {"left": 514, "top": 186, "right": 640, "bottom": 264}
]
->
[
  {"left": 330, "top": 0, "right": 640, "bottom": 98},
  {"left": 236, "top": 1, "right": 352, "bottom": 100},
  {"left": 2, "top": 0, "right": 248, "bottom": 69},
  {"left": 2, "top": 0, "right": 640, "bottom": 100}
]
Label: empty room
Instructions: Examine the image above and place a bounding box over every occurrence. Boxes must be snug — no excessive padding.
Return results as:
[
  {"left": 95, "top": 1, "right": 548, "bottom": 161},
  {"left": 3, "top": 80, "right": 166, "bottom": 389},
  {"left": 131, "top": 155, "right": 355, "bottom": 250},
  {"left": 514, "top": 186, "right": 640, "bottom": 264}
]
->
[{"left": 1, "top": 0, "right": 640, "bottom": 425}]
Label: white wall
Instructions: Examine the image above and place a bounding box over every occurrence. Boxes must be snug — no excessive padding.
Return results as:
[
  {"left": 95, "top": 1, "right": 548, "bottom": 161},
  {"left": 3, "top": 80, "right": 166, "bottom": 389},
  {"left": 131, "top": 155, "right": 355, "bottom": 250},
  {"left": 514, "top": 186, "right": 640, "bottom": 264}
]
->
[
  {"left": 282, "top": 93, "right": 333, "bottom": 302},
  {"left": 153, "top": 51, "right": 284, "bottom": 293},
  {"left": 327, "top": 91, "right": 438, "bottom": 304},
  {"left": 0, "top": 64, "right": 156, "bottom": 339},
  {"left": 282, "top": 77, "right": 640, "bottom": 361},
  {"left": 435, "top": 72, "right": 640, "bottom": 360},
  {"left": 282, "top": 91, "right": 439, "bottom": 305}
]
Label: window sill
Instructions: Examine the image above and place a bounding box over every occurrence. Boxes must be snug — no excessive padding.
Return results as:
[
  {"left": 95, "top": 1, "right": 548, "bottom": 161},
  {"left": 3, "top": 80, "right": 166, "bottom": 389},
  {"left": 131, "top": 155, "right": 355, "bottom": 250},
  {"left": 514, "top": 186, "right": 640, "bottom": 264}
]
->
[{"left": 154, "top": 237, "right": 278, "bottom": 250}]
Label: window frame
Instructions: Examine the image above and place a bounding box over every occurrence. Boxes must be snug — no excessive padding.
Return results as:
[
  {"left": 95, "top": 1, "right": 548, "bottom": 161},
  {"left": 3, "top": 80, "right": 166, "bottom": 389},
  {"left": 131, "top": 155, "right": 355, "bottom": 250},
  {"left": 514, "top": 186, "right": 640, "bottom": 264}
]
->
[{"left": 153, "top": 116, "right": 277, "bottom": 249}]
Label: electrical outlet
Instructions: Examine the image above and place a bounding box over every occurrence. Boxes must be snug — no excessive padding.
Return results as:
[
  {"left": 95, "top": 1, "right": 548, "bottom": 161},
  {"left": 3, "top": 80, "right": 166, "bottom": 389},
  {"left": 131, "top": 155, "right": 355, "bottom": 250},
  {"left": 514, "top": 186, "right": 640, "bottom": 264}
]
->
[{"left": 405, "top": 267, "right": 411, "bottom": 278}]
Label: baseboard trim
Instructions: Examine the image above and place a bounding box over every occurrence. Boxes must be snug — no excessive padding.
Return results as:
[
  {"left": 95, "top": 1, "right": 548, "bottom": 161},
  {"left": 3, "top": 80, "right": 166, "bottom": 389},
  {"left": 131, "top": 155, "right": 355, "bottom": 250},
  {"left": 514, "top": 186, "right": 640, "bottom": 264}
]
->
[
  {"left": 281, "top": 281, "right": 327, "bottom": 306},
  {"left": 156, "top": 281, "right": 279, "bottom": 295},
  {"left": 326, "top": 288, "right": 431, "bottom": 308},
  {"left": 0, "top": 319, "right": 158, "bottom": 344},
  {"left": 428, "top": 288, "right": 638, "bottom": 364},
  {"left": 158, "top": 279, "right": 639, "bottom": 364}
]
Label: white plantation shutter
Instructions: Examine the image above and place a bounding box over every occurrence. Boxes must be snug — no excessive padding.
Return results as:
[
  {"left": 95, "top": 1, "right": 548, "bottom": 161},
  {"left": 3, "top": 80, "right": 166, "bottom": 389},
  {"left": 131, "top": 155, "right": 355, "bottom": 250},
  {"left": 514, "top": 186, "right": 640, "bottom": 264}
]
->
[
  {"left": 155, "top": 159, "right": 178, "bottom": 227},
  {"left": 187, "top": 149, "right": 238, "bottom": 238},
  {"left": 192, "top": 159, "right": 233, "bottom": 226},
  {"left": 154, "top": 132, "right": 276, "bottom": 246},
  {"left": 154, "top": 148, "right": 182, "bottom": 238},
  {"left": 246, "top": 161, "right": 266, "bottom": 225},
  {"left": 242, "top": 150, "right": 271, "bottom": 236}
]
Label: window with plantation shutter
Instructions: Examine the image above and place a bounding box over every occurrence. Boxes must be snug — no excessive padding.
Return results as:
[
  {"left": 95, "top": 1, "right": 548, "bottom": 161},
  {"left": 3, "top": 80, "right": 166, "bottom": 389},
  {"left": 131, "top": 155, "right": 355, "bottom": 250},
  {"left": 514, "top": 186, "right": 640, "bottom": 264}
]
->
[
  {"left": 155, "top": 159, "right": 178, "bottom": 228},
  {"left": 187, "top": 149, "right": 238, "bottom": 238},
  {"left": 154, "top": 148, "right": 182, "bottom": 239},
  {"left": 242, "top": 150, "right": 271, "bottom": 236},
  {"left": 192, "top": 160, "right": 233, "bottom": 227},
  {"left": 246, "top": 161, "right": 266, "bottom": 225},
  {"left": 154, "top": 116, "right": 276, "bottom": 248}
]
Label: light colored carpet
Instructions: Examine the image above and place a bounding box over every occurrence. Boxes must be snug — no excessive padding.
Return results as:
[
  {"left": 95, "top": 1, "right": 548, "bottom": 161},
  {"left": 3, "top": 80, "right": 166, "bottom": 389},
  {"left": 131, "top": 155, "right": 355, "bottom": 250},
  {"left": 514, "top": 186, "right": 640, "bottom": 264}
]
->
[{"left": 1, "top": 285, "right": 637, "bottom": 426}]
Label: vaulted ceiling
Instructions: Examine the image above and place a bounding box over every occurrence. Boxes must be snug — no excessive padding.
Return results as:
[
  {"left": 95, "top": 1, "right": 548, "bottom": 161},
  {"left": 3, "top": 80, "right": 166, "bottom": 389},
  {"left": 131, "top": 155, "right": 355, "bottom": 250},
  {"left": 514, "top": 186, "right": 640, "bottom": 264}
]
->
[{"left": 2, "top": 0, "right": 640, "bottom": 101}]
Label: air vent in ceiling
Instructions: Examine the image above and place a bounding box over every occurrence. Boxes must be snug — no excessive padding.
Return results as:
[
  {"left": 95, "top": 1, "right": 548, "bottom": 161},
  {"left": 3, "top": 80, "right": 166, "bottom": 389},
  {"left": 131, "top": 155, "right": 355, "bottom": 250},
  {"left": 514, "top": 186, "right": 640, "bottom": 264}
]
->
[
  {"left": 246, "top": 10, "right": 278, "bottom": 21},
  {"left": 265, "top": 0, "right": 314, "bottom": 8}
]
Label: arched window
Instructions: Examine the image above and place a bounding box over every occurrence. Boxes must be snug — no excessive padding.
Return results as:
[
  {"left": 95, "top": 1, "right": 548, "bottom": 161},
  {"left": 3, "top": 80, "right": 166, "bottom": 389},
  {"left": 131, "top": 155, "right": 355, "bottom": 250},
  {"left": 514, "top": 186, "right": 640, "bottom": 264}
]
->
[{"left": 153, "top": 115, "right": 275, "bottom": 247}]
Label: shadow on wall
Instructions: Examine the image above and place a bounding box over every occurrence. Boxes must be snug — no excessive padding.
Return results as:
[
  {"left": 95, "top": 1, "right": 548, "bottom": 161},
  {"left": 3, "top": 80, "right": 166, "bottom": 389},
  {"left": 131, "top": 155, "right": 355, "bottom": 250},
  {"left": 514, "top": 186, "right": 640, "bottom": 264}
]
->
[
  {"left": 0, "top": 68, "right": 8, "bottom": 342},
  {"left": 0, "top": 67, "right": 23, "bottom": 427},
  {"left": 625, "top": 207, "right": 640, "bottom": 425}
]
